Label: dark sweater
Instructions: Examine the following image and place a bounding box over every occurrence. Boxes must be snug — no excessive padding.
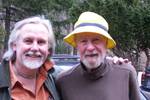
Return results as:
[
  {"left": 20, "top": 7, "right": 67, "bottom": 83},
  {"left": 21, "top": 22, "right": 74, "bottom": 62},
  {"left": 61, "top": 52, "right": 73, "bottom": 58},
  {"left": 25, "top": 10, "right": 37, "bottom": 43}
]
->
[{"left": 56, "top": 59, "right": 141, "bottom": 100}]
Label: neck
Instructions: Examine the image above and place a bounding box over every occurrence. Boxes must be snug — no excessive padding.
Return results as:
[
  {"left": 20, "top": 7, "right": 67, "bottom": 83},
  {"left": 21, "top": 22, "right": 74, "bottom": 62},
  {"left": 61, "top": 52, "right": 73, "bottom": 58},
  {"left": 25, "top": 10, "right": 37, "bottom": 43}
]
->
[{"left": 13, "top": 63, "right": 39, "bottom": 79}]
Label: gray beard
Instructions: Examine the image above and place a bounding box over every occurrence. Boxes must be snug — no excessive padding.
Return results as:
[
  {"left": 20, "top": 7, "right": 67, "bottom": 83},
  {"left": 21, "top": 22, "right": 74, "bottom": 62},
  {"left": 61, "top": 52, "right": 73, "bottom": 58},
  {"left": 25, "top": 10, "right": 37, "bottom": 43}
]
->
[
  {"left": 22, "top": 51, "right": 46, "bottom": 69},
  {"left": 82, "top": 56, "right": 105, "bottom": 70},
  {"left": 23, "top": 59, "right": 44, "bottom": 69},
  {"left": 82, "top": 59, "right": 101, "bottom": 69}
]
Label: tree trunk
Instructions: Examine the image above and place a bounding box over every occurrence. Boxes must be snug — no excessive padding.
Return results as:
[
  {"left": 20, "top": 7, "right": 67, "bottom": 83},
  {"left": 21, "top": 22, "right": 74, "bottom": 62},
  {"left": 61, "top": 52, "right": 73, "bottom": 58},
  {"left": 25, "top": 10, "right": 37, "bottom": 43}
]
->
[
  {"left": 4, "top": 7, "right": 10, "bottom": 51},
  {"left": 145, "top": 48, "right": 150, "bottom": 67}
]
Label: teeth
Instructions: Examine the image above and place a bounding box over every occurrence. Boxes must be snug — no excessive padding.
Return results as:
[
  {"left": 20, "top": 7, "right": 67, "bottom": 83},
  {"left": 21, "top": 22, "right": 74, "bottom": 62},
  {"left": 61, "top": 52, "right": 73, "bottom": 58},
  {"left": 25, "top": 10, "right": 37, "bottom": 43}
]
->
[
  {"left": 25, "top": 52, "right": 41, "bottom": 57},
  {"left": 28, "top": 55, "right": 41, "bottom": 57},
  {"left": 85, "top": 54, "right": 98, "bottom": 57}
]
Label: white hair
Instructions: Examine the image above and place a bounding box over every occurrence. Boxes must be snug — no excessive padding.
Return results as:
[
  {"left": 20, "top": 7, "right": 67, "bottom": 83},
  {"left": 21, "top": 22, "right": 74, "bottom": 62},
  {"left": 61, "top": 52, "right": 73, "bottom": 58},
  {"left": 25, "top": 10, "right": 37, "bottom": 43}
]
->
[{"left": 3, "top": 16, "right": 55, "bottom": 61}]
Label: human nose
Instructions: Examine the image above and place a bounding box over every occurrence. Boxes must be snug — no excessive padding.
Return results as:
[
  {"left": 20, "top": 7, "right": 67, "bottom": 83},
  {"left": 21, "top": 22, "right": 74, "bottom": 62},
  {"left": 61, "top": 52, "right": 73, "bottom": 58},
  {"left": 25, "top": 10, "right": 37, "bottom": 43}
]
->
[
  {"left": 31, "top": 42, "right": 39, "bottom": 51},
  {"left": 86, "top": 41, "right": 95, "bottom": 51}
]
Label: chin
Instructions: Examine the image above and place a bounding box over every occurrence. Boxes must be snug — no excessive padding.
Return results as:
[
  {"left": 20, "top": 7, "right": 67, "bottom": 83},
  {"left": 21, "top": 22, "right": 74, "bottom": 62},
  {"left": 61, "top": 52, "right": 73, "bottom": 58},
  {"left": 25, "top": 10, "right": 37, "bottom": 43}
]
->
[
  {"left": 82, "top": 57, "right": 104, "bottom": 69},
  {"left": 23, "top": 60, "right": 44, "bottom": 69},
  {"left": 83, "top": 60, "right": 100, "bottom": 69}
]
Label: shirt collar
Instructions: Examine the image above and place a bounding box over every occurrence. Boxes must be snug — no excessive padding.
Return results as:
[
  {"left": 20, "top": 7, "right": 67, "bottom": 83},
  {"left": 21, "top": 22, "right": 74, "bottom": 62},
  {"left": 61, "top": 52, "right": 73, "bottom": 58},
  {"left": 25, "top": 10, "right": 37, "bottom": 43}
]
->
[{"left": 9, "top": 59, "right": 54, "bottom": 89}]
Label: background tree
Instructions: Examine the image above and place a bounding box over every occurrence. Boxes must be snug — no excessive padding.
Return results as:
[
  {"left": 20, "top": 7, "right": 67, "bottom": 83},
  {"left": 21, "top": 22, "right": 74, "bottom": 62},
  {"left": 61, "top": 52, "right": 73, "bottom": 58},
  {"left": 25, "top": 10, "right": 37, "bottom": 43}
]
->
[
  {"left": 1, "top": 0, "right": 74, "bottom": 54},
  {"left": 0, "top": 0, "right": 149, "bottom": 70},
  {"left": 69, "top": 0, "right": 150, "bottom": 70},
  {"left": 0, "top": 25, "right": 5, "bottom": 61},
  {"left": 1, "top": 0, "right": 53, "bottom": 52}
]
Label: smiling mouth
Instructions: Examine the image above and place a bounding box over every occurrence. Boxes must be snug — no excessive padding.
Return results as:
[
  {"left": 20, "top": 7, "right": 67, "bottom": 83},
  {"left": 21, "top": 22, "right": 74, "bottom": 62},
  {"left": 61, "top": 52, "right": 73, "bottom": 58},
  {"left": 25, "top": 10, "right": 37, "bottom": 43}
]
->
[
  {"left": 85, "top": 54, "right": 98, "bottom": 57},
  {"left": 25, "top": 53, "right": 42, "bottom": 58}
]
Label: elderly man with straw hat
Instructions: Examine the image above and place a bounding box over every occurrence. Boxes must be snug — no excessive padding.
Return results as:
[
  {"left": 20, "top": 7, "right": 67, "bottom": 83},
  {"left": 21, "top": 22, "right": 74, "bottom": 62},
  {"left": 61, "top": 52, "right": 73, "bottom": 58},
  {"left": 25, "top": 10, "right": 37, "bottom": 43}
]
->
[{"left": 56, "top": 11, "right": 140, "bottom": 100}]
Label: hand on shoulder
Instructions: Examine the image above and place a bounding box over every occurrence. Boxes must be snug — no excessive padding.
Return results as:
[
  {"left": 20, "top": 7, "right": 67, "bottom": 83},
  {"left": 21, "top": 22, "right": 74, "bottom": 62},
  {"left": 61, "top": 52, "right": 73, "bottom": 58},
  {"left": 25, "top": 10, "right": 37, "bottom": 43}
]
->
[{"left": 106, "top": 56, "right": 132, "bottom": 65}]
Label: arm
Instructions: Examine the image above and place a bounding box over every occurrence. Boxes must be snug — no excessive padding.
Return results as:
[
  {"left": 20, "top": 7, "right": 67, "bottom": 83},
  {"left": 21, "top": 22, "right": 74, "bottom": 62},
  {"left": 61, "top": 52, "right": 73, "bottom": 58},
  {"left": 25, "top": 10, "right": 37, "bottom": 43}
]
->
[{"left": 128, "top": 64, "right": 141, "bottom": 100}]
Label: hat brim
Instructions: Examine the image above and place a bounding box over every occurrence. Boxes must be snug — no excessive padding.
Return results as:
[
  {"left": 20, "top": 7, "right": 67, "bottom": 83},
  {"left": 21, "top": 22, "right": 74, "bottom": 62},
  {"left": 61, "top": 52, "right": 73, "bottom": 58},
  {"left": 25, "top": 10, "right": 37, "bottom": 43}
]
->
[{"left": 64, "top": 26, "right": 116, "bottom": 49}]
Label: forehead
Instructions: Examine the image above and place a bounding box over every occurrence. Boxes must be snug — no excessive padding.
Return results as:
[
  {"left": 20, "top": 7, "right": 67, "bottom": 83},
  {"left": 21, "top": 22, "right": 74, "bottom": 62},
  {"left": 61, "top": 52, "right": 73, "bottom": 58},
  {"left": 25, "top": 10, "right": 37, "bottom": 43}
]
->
[
  {"left": 18, "top": 23, "right": 49, "bottom": 39},
  {"left": 20, "top": 23, "right": 48, "bottom": 34}
]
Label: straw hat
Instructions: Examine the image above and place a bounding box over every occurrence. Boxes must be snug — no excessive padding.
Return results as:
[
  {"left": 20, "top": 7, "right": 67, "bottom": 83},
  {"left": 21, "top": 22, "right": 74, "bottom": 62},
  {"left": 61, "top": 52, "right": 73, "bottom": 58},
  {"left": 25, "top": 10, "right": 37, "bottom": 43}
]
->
[{"left": 64, "top": 11, "right": 116, "bottom": 48}]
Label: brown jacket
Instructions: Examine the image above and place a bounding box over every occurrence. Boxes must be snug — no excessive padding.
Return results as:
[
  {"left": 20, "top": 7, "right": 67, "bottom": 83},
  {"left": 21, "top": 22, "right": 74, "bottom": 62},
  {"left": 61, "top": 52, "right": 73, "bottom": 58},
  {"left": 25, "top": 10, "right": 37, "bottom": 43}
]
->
[{"left": 56, "top": 59, "right": 141, "bottom": 100}]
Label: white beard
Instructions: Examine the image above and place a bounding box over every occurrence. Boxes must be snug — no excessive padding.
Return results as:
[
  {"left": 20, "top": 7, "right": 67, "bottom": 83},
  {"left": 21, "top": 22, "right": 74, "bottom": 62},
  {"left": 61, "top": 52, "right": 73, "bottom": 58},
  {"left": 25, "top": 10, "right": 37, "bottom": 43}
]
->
[
  {"left": 82, "top": 53, "right": 105, "bottom": 70},
  {"left": 22, "top": 51, "right": 46, "bottom": 69},
  {"left": 23, "top": 59, "right": 44, "bottom": 69}
]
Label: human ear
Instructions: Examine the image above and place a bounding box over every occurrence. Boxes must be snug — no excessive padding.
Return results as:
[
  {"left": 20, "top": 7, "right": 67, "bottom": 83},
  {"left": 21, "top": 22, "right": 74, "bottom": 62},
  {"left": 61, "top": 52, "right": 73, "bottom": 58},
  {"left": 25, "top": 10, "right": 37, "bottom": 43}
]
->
[
  {"left": 12, "top": 42, "right": 17, "bottom": 51},
  {"left": 48, "top": 48, "right": 52, "bottom": 57}
]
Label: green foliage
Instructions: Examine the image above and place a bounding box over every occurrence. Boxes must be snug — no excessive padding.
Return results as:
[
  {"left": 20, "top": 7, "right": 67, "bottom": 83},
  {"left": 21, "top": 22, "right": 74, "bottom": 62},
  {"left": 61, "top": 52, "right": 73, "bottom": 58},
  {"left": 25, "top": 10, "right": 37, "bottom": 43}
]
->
[
  {"left": 48, "top": 0, "right": 73, "bottom": 11},
  {"left": 69, "top": 0, "right": 150, "bottom": 52},
  {"left": 55, "top": 40, "right": 70, "bottom": 54},
  {"left": 11, "top": 0, "right": 51, "bottom": 16},
  {"left": 68, "top": 0, "right": 150, "bottom": 68},
  {"left": 2, "top": 0, "right": 74, "bottom": 54},
  {"left": 1, "top": 0, "right": 150, "bottom": 57}
]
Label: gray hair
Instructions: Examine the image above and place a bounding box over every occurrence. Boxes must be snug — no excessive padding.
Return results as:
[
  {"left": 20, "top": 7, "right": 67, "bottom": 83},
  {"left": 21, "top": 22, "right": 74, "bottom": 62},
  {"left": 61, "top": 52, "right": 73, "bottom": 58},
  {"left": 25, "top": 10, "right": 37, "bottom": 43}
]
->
[{"left": 3, "top": 16, "right": 55, "bottom": 61}]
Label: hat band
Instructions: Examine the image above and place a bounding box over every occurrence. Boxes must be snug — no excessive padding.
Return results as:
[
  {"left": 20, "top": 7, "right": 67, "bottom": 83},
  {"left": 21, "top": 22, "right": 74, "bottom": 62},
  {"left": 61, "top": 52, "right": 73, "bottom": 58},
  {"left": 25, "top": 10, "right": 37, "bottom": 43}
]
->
[{"left": 75, "top": 23, "right": 108, "bottom": 32}]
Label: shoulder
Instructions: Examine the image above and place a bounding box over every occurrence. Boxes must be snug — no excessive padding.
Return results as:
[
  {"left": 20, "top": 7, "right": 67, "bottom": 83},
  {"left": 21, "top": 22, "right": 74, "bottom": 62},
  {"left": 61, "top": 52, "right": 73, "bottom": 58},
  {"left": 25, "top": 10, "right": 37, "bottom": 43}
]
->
[
  {"left": 55, "top": 64, "right": 79, "bottom": 81},
  {"left": 51, "top": 65, "right": 64, "bottom": 78},
  {"left": 106, "top": 59, "right": 137, "bottom": 75},
  {"left": 116, "top": 63, "right": 136, "bottom": 73},
  {"left": 0, "top": 60, "right": 10, "bottom": 75}
]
